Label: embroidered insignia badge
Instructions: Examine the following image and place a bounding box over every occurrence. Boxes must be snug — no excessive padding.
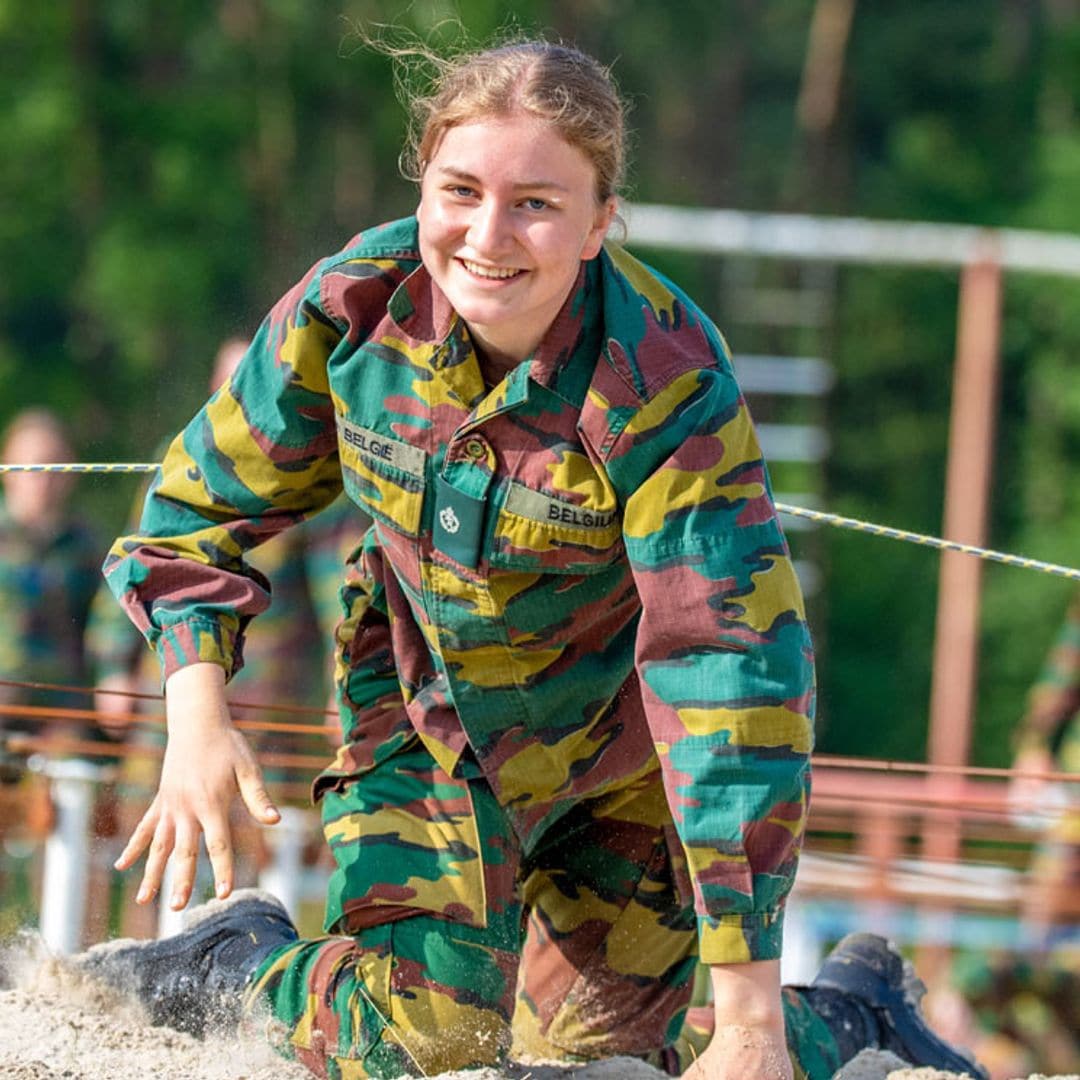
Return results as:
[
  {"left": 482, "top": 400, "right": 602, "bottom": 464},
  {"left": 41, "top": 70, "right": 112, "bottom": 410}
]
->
[{"left": 439, "top": 506, "right": 461, "bottom": 534}]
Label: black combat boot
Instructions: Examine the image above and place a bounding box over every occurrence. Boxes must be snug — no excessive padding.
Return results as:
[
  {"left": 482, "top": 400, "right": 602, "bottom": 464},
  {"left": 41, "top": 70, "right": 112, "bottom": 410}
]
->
[
  {"left": 801, "top": 932, "right": 988, "bottom": 1079},
  {"left": 75, "top": 889, "right": 298, "bottom": 1037}
]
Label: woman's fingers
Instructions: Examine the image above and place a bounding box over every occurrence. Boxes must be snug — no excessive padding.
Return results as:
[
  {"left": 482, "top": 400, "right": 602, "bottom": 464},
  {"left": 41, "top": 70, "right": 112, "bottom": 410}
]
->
[
  {"left": 137, "top": 815, "right": 176, "bottom": 905},
  {"left": 115, "top": 723, "right": 279, "bottom": 909},
  {"left": 202, "top": 813, "right": 236, "bottom": 900},
  {"left": 114, "top": 800, "right": 160, "bottom": 873},
  {"left": 235, "top": 753, "right": 280, "bottom": 826},
  {"left": 167, "top": 818, "right": 203, "bottom": 910}
]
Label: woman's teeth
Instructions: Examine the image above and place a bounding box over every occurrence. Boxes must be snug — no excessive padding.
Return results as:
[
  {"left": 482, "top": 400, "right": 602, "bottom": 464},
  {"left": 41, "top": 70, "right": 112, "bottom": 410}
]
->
[{"left": 463, "top": 260, "right": 521, "bottom": 279}]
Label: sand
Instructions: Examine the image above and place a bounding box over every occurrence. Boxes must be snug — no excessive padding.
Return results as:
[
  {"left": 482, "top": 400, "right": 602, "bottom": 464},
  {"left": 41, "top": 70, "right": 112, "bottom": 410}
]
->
[{"left": 0, "top": 937, "right": 1074, "bottom": 1080}]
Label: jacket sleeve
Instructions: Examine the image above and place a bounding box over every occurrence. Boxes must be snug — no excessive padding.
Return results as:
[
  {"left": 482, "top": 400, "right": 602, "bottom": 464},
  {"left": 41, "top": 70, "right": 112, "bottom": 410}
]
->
[
  {"left": 101, "top": 258, "right": 346, "bottom": 683},
  {"left": 614, "top": 364, "right": 815, "bottom": 965}
]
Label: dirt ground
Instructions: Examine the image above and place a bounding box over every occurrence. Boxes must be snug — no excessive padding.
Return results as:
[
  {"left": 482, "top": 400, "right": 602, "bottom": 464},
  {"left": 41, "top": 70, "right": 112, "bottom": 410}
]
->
[{"left": 0, "top": 939, "right": 1073, "bottom": 1080}]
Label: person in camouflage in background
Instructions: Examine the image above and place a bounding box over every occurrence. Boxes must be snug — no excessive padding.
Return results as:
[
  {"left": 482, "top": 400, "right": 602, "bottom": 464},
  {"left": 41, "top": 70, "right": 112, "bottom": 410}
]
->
[
  {"left": 77, "top": 37, "right": 986, "bottom": 1080},
  {"left": 1010, "top": 588, "right": 1080, "bottom": 934},
  {"left": 931, "top": 590, "right": 1080, "bottom": 1077},
  {"left": 0, "top": 409, "right": 102, "bottom": 775}
]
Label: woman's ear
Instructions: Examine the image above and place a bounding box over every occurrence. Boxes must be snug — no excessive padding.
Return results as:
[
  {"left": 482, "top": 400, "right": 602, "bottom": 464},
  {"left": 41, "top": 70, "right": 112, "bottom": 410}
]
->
[{"left": 583, "top": 197, "right": 619, "bottom": 259}]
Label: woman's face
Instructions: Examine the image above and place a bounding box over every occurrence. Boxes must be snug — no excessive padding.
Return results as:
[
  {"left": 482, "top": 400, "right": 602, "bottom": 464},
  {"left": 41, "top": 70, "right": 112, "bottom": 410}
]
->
[
  {"left": 417, "top": 114, "right": 616, "bottom": 368},
  {"left": 1, "top": 424, "right": 74, "bottom": 532}
]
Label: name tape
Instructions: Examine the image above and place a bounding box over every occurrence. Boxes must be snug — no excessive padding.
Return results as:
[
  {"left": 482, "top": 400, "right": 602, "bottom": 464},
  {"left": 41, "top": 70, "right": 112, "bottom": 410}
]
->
[
  {"left": 504, "top": 483, "right": 618, "bottom": 531},
  {"left": 336, "top": 417, "right": 426, "bottom": 478}
]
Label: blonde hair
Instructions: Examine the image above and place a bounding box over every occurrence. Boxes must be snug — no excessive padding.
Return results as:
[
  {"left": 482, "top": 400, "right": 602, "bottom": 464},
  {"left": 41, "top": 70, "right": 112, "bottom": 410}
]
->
[{"left": 356, "top": 29, "right": 628, "bottom": 204}]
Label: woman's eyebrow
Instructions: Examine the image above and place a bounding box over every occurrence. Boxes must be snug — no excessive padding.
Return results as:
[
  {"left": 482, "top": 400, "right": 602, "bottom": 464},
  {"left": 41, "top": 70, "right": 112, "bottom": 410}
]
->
[{"left": 435, "top": 165, "right": 570, "bottom": 193}]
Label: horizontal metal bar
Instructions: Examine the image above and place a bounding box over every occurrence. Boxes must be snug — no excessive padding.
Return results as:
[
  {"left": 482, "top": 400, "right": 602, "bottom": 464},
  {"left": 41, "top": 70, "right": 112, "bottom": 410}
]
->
[
  {"left": 734, "top": 354, "right": 835, "bottom": 395},
  {"left": 625, "top": 203, "right": 1080, "bottom": 277}
]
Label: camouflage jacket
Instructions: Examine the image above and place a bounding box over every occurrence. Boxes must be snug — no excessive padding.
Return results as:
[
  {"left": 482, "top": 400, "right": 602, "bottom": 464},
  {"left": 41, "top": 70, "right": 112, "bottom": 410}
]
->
[
  {"left": 0, "top": 503, "right": 100, "bottom": 716},
  {"left": 1019, "top": 589, "right": 1080, "bottom": 773},
  {"left": 104, "top": 216, "right": 816, "bottom": 963}
]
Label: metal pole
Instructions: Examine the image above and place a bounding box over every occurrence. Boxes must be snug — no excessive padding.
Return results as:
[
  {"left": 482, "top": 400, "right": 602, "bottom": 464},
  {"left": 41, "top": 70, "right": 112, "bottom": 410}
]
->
[
  {"left": 925, "top": 257, "right": 1003, "bottom": 862},
  {"left": 34, "top": 757, "right": 108, "bottom": 954},
  {"left": 157, "top": 862, "right": 187, "bottom": 938},
  {"left": 625, "top": 203, "right": 1080, "bottom": 278},
  {"left": 780, "top": 893, "right": 826, "bottom": 985},
  {"left": 258, "top": 807, "right": 308, "bottom": 921}
]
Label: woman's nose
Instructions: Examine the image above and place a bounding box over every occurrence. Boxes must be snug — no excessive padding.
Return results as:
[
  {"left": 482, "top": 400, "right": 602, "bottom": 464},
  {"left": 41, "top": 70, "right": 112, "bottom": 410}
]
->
[{"left": 466, "top": 200, "right": 512, "bottom": 255}]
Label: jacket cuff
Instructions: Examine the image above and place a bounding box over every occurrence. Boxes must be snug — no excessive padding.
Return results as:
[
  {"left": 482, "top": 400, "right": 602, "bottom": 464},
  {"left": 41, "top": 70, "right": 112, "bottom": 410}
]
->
[
  {"left": 697, "top": 909, "right": 785, "bottom": 964},
  {"left": 156, "top": 619, "right": 241, "bottom": 684}
]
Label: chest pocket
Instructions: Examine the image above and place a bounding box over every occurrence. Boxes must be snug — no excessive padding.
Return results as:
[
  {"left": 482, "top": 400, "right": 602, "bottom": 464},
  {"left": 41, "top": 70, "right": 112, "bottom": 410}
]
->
[
  {"left": 336, "top": 416, "right": 426, "bottom": 537},
  {"left": 488, "top": 480, "right": 623, "bottom": 575}
]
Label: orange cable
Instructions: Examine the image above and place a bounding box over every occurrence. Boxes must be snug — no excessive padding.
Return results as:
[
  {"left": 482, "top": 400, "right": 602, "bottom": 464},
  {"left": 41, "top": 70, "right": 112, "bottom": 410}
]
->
[
  {"left": 0, "top": 701, "right": 337, "bottom": 737},
  {"left": 5, "top": 733, "right": 332, "bottom": 772},
  {"left": 0, "top": 677, "right": 336, "bottom": 719}
]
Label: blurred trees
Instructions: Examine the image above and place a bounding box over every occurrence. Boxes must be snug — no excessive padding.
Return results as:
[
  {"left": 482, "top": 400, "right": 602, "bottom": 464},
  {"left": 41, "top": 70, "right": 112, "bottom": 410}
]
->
[{"left": 1, "top": 1, "right": 1077, "bottom": 763}]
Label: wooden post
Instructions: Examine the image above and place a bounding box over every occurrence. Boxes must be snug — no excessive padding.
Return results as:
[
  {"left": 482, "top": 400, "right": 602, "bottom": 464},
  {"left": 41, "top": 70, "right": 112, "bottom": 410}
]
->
[{"left": 925, "top": 254, "right": 1003, "bottom": 864}]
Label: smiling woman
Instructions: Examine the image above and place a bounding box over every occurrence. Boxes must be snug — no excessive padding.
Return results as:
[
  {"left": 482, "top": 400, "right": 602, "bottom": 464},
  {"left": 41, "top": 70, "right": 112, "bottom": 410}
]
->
[
  {"left": 417, "top": 114, "right": 615, "bottom": 377},
  {"left": 73, "top": 31, "right": 986, "bottom": 1080}
]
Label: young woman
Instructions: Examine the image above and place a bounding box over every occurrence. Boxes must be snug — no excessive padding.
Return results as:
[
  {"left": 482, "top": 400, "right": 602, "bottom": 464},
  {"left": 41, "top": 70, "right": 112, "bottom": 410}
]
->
[{"left": 83, "top": 37, "right": 984, "bottom": 1080}]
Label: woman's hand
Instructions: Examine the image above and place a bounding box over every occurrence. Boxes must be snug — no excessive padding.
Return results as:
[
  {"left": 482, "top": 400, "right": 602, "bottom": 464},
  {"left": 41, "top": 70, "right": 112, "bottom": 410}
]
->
[
  {"left": 681, "top": 1023, "right": 793, "bottom": 1080},
  {"left": 682, "top": 960, "right": 794, "bottom": 1080},
  {"left": 113, "top": 662, "right": 280, "bottom": 910}
]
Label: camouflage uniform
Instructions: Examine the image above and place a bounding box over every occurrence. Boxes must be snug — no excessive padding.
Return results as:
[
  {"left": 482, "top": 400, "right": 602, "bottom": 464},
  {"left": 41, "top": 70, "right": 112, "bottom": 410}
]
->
[
  {"left": 1018, "top": 589, "right": 1080, "bottom": 776},
  {"left": 1015, "top": 589, "right": 1080, "bottom": 927},
  {"left": 104, "top": 217, "right": 837, "bottom": 1077},
  {"left": 0, "top": 501, "right": 102, "bottom": 762}
]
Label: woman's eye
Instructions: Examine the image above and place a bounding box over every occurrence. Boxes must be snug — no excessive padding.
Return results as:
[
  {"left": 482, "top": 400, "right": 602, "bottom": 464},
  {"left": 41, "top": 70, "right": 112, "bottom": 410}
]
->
[
  {"left": 523, "top": 197, "right": 548, "bottom": 211},
  {"left": 449, "top": 185, "right": 476, "bottom": 198}
]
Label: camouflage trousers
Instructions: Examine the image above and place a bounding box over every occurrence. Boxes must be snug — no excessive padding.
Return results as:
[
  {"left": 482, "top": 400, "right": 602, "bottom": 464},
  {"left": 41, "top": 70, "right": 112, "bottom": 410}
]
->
[{"left": 245, "top": 738, "right": 841, "bottom": 1079}]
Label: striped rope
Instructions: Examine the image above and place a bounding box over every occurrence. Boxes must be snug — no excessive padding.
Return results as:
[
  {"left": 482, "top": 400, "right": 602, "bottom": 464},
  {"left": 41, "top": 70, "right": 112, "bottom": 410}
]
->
[
  {"left": 2, "top": 462, "right": 1077, "bottom": 581},
  {"left": 0, "top": 462, "right": 160, "bottom": 474},
  {"left": 774, "top": 501, "right": 1080, "bottom": 582}
]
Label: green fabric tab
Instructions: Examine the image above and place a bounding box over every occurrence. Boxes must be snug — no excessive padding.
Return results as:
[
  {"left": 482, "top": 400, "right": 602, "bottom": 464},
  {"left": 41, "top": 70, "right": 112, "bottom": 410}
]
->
[
  {"left": 442, "top": 453, "right": 494, "bottom": 500},
  {"left": 434, "top": 474, "right": 487, "bottom": 568},
  {"left": 386, "top": 278, "right": 416, "bottom": 324},
  {"left": 502, "top": 361, "right": 532, "bottom": 407}
]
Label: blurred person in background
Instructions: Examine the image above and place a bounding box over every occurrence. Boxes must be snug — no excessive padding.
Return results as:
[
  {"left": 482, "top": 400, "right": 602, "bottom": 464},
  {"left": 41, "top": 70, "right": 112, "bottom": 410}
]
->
[
  {"left": 977, "top": 586, "right": 1080, "bottom": 1074},
  {"left": 0, "top": 408, "right": 102, "bottom": 774},
  {"left": 90, "top": 337, "right": 364, "bottom": 744},
  {"left": 931, "top": 590, "right": 1080, "bottom": 1078},
  {"left": 1009, "top": 587, "right": 1080, "bottom": 938},
  {"left": 0, "top": 408, "right": 105, "bottom": 935}
]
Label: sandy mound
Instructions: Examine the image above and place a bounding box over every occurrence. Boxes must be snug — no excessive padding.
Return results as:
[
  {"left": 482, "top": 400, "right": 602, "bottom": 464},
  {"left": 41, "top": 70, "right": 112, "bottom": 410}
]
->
[{"left": 0, "top": 936, "right": 1074, "bottom": 1080}]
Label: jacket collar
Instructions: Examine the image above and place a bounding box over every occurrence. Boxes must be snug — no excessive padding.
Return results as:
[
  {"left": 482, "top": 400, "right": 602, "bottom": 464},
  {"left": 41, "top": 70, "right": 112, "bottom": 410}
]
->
[{"left": 385, "top": 229, "right": 603, "bottom": 410}]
